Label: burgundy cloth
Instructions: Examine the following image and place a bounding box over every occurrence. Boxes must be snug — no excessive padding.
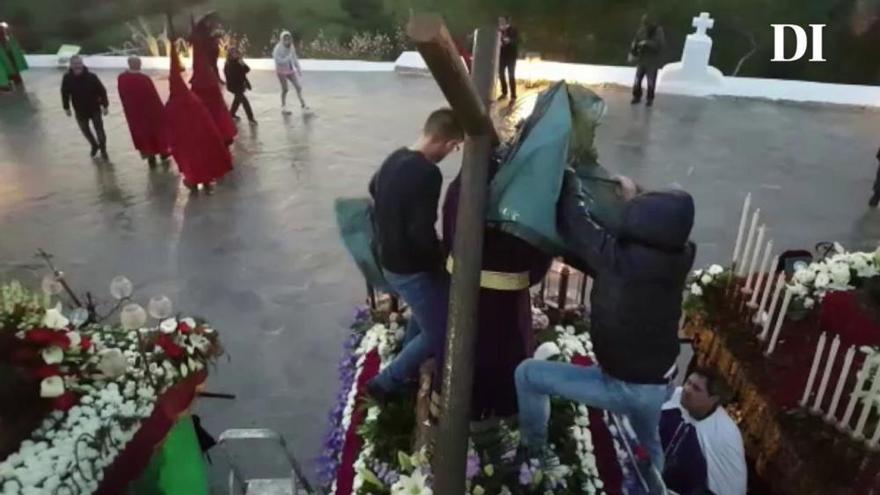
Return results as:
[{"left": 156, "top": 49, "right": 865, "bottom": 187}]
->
[
  {"left": 334, "top": 350, "right": 381, "bottom": 495},
  {"left": 190, "top": 28, "right": 237, "bottom": 144},
  {"left": 96, "top": 370, "right": 206, "bottom": 495},
  {"left": 442, "top": 167, "right": 552, "bottom": 420},
  {"left": 117, "top": 72, "right": 169, "bottom": 156},
  {"left": 820, "top": 290, "right": 880, "bottom": 348},
  {"left": 165, "top": 44, "right": 232, "bottom": 186}
]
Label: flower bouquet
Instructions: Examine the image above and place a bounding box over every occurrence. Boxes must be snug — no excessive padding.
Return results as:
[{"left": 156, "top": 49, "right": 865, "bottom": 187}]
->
[
  {"left": 0, "top": 257, "right": 222, "bottom": 494},
  {"left": 683, "top": 264, "right": 730, "bottom": 318},
  {"left": 787, "top": 245, "right": 880, "bottom": 313}
]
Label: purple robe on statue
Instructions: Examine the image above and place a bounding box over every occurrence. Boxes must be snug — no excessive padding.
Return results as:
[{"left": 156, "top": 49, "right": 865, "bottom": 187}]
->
[{"left": 442, "top": 161, "right": 552, "bottom": 420}]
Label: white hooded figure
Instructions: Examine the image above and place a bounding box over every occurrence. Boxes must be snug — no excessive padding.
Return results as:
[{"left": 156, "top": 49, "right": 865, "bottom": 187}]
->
[{"left": 273, "top": 30, "right": 307, "bottom": 112}]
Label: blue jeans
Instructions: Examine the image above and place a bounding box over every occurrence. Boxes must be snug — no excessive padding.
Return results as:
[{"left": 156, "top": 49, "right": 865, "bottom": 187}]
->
[
  {"left": 372, "top": 270, "right": 449, "bottom": 392},
  {"left": 516, "top": 359, "right": 670, "bottom": 471}
]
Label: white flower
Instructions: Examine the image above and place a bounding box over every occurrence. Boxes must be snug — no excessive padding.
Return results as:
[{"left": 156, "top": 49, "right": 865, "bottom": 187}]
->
[
  {"left": 534, "top": 342, "right": 561, "bottom": 360},
  {"left": 690, "top": 283, "right": 703, "bottom": 296},
  {"left": 97, "top": 349, "right": 128, "bottom": 378},
  {"left": 180, "top": 363, "right": 189, "bottom": 376},
  {"left": 43, "top": 303, "right": 70, "bottom": 330},
  {"left": 804, "top": 298, "right": 815, "bottom": 309},
  {"left": 794, "top": 268, "right": 816, "bottom": 285},
  {"left": 830, "top": 263, "right": 851, "bottom": 286},
  {"left": 693, "top": 269, "right": 703, "bottom": 277},
  {"left": 708, "top": 264, "right": 724, "bottom": 275},
  {"left": 66, "top": 331, "right": 82, "bottom": 350},
  {"left": 190, "top": 334, "right": 211, "bottom": 353},
  {"left": 40, "top": 376, "right": 65, "bottom": 398},
  {"left": 160, "top": 318, "right": 178, "bottom": 334},
  {"left": 700, "top": 274, "right": 713, "bottom": 285},
  {"left": 788, "top": 283, "right": 808, "bottom": 297},
  {"left": 391, "top": 470, "right": 433, "bottom": 495},
  {"left": 815, "top": 272, "right": 831, "bottom": 289},
  {"left": 42, "top": 346, "right": 64, "bottom": 365}
]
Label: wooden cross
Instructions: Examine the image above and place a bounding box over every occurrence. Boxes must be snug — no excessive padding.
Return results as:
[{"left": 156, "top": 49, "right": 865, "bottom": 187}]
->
[{"left": 406, "top": 14, "right": 499, "bottom": 493}]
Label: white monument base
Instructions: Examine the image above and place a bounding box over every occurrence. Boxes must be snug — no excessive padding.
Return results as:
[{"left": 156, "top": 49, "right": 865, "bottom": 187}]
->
[{"left": 660, "top": 62, "right": 725, "bottom": 95}]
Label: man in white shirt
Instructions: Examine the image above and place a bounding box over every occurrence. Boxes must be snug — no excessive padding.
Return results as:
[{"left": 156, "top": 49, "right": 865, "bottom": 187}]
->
[{"left": 660, "top": 369, "right": 747, "bottom": 495}]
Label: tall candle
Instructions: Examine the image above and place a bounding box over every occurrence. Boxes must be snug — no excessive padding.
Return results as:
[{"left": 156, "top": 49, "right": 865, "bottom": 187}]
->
[
  {"left": 743, "top": 226, "right": 766, "bottom": 293},
  {"left": 738, "top": 209, "right": 761, "bottom": 277},
  {"left": 854, "top": 360, "right": 880, "bottom": 439},
  {"left": 760, "top": 273, "right": 786, "bottom": 340},
  {"left": 825, "top": 345, "right": 856, "bottom": 423},
  {"left": 749, "top": 240, "right": 774, "bottom": 307},
  {"left": 765, "top": 288, "right": 792, "bottom": 355},
  {"left": 812, "top": 335, "right": 840, "bottom": 413},
  {"left": 840, "top": 353, "right": 876, "bottom": 430},
  {"left": 754, "top": 266, "right": 781, "bottom": 326},
  {"left": 800, "top": 332, "right": 827, "bottom": 407},
  {"left": 732, "top": 193, "right": 752, "bottom": 264}
]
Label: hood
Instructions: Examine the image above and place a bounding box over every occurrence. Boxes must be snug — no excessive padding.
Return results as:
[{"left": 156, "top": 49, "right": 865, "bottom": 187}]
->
[
  {"left": 274, "top": 31, "right": 293, "bottom": 56},
  {"left": 620, "top": 189, "right": 694, "bottom": 251}
]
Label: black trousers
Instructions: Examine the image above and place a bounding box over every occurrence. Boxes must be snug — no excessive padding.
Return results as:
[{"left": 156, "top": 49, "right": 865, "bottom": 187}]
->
[
  {"left": 230, "top": 92, "right": 254, "bottom": 121},
  {"left": 76, "top": 113, "right": 106, "bottom": 150},
  {"left": 873, "top": 159, "right": 880, "bottom": 195},
  {"left": 633, "top": 65, "right": 658, "bottom": 102},
  {"left": 499, "top": 56, "right": 517, "bottom": 98}
]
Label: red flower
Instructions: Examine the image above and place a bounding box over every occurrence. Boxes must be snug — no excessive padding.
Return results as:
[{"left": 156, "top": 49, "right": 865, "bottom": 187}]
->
[
  {"left": 157, "top": 334, "right": 185, "bottom": 360},
  {"left": 80, "top": 336, "right": 92, "bottom": 352},
  {"left": 178, "top": 321, "right": 192, "bottom": 334},
  {"left": 23, "top": 329, "right": 70, "bottom": 349},
  {"left": 633, "top": 445, "right": 650, "bottom": 462},
  {"left": 52, "top": 391, "right": 79, "bottom": 411},
  {"left": 572, "top": 354, "right": 595, "bottom": 367},
  {"left": 31, "top": 365, "right": 61, "bottom": 379}
]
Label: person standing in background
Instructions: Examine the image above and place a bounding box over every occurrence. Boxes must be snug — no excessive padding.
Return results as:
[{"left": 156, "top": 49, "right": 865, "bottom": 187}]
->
[
  {"left": 630, "top": 14, "right": 666, "bottom": 107},
  {"left": 118, "top": 56, "right": 170, "bottom": 167},
  {"left": 497, "top": 16, "right": 519, "bottom": 102},
  {"left": 224, "top": 47, "right": 256, "bottom": 124},
  {"left": 62, "top": 55, "right": 109, "bottom": 159},
  {"left": 870, "top": 147, "right": 880, "bottom": 207},
  {"left": 273, "top": 31, "right": 308, "bottom": 114}
]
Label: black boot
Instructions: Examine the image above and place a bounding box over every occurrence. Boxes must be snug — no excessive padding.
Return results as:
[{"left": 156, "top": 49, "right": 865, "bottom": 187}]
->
[
  {"left": 870, "top": 193, "right": 880, "bottom": 208},
  {"left": 147, "top": 155, "right": 158, "bottom": 168},
  {"left": 90, "top": 144, "right": 100, "bottom": 157},
  {"left": 99, "top": 146, "right": 109, "bottom": 160}
]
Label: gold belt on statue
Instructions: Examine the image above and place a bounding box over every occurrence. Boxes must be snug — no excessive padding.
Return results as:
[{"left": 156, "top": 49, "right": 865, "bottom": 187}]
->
[{"left": 445, "top": 256, "right": 530, "bottom": 291}]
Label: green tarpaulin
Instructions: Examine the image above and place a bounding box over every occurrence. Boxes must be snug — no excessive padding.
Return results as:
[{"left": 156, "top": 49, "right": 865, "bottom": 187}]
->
[
  {"left": 132, "top": 416, "right": 209, "bottom": 495},
  {"left": 335, "top": 82, "right": 621, "bottom": 287},
  {"left": 0, "top": 36, "right": 28, "bottom": 88}
]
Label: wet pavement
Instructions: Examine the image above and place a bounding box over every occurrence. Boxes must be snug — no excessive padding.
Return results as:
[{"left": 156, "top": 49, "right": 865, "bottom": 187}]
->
[{"left": 1, "top": 69, "right": 880, "bottom": 483}]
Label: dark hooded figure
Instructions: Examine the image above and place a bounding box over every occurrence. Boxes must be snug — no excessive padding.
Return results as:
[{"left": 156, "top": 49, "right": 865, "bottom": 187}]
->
[
  {"left": 630, "top": 14, "right": 666, "bottom": 106},
  {"left": 516, "top": 170, "right": 695, "bottom": 493}
]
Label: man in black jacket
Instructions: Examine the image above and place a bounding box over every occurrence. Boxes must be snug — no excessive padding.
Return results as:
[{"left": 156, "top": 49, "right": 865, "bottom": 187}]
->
[
  {"left": 366, "top": 108, "right": 463, "bottom": 400},
  {"left": 516, "top": 171, "right": 695, "bottom": 489},
  {"left": 630, "top": 14, "right": 666, "bottom": 106},
  {"left": 497, "top": 15, "right": 519, "bottom": 101},
  {"left": 62, "top": 55, "right": 109, "bottom": 159},
  {"left": 224, "top": 47, "right": 256, "bottom": 124}
]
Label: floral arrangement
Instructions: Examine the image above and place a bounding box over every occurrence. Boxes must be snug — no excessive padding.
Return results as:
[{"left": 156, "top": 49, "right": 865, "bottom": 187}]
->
[
  {"left": 320, "top": 307, "right": 619, "bottom": 495},
  {"left": 683, "top": 264, "right": 730, "bottom": 316},
  {"left": 0, "top": 271, "right": 222, "bottom": 495},
  {"left": 788, "top": 245, "right": 880, "bottom": 311}
]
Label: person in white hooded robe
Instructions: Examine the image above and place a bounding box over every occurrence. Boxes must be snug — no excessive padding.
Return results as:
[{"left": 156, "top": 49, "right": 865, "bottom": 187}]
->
[{"left": 274, "top": 30, "right": 308, "bottom": 113}]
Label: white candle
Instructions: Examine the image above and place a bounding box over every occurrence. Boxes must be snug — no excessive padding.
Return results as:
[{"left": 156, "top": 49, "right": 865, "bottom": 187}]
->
[
  {"left": 825, "top": 345, "right": 856, "bottom": 423},
  {"left": 743, "top": 226, "right": 766, "bottom": 293},
  {"left": 753, "top": 265, "right": 781, "bottom": 326},
  {"left": 732, "top": 193, "right": 751, "bottom": 264},
  {"left": 840, "top": 353, "right": 875, "bottom": 430},
  {"left": 759, "top": 273, "right": 786, "bottom": 340},
  {"left": 738, "top": 209, "right": 761, "bottom": 277},
  {"left": 765, "top": 288, "right": 792, "bottom": 355},
  {"left": 749, "top": 240, "right": 774, "bottom": 307},
  {"left": 812, "top": 335, "right": 840, "bottom": 413},
  {"left": 799, "top": 332, "right": 827, "bottom": 407},
  {"left": 854, "top": 360, "right": 880, "bottom": 439}
]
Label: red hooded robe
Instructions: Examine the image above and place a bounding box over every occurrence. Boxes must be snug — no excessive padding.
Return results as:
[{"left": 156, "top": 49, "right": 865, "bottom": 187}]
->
[
  {"left": 189, "top": 26, "right": 237, "bottom": 144},
  {"left": 117, "top": 71, "right": 169, "bottom": 156},
  {"left": 165, "top": 43, "right": 232, "bottom": 185}
]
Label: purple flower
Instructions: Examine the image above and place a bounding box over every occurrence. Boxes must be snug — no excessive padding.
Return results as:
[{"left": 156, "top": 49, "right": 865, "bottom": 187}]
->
[
  {"left": 518, "top": 463, "right": 534, "bottom": 486},
  {"left": 466, "top": 452, "right": 481, "bottom": 480}
]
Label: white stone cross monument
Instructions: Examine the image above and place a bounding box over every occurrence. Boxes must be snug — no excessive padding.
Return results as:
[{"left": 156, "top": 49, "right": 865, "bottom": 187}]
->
[{"left": 660, "top": 12, "right": 725, "bottom": 91}]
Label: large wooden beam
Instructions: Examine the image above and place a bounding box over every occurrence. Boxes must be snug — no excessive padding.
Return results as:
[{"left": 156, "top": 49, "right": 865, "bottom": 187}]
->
[
  {"left": 407, "top": 15, "right": 498, "bottom": 143},
  {"left": 426, "top": 25, "right": 499, "bottom": 495}
]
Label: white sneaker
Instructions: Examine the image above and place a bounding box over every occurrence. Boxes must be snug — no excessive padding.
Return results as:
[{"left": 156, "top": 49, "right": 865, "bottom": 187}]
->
[{"left": 281, "top": 105, "right": 292, "bottom": 115}]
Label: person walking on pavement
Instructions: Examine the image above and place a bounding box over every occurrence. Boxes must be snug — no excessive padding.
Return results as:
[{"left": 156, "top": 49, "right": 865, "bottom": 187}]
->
[
  {"left": 273, "top": 30, "right": 308, "bottom": 114},
  {"left": 224, "top": 46, "right": 256, "bottom": 124},
  {"left": 497, "top": 15, "right": 519, "bottom": 102},
  {"left": 630, "top": 14, "right": 666, "bottom": 107},
  {"left": 62, "top": 55, "right": 109, "bottom": 159},
  {"left": 870, "top": 147, "right": 880, "bottom": 207}
]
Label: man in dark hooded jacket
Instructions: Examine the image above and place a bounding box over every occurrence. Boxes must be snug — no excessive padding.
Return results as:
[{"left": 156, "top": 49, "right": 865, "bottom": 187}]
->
[{"left": 516, "top": 170, "right": 695, "bottom": 490}]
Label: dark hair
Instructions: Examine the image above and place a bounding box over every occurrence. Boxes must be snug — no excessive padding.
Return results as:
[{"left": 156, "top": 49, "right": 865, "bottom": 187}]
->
[
  {"left": 423, "top": 108, "right": 464, "bottom": 141},
  {"left": 690, "top": 367, "right": 731, "bottom": 403}
]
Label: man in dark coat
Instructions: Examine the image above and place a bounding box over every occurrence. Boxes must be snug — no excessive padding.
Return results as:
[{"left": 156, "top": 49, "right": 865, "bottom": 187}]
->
[
  {"left": 62, "top": 55, "right": 109, "bottom": 159},
  {"left": 497, "top": 15, "right": 519, "bottom": 101},
  {"left": 516, "top": 171, "right": 695, "bottom": 491},
  {"left": 630, "top": 14, "right": 666, "bottom": 106},
  {"left": 870, "top": 147, "right": 880, "bottom": 207},
  {"left": 224, "top": 47, "right": 256, "bottom": 124}
]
